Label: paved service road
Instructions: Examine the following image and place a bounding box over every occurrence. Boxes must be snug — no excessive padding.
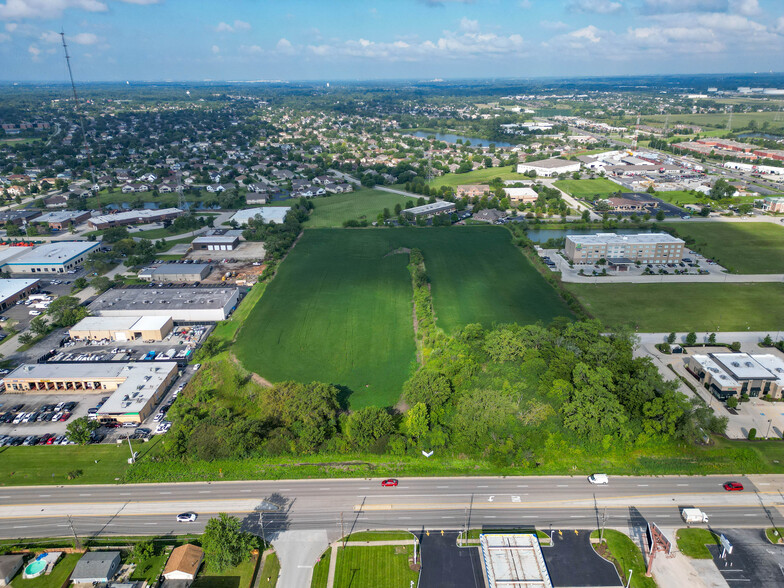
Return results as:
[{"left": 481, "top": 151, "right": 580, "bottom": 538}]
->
[{"left": 0, "top": 475, "right": 783, "bottom": 540}]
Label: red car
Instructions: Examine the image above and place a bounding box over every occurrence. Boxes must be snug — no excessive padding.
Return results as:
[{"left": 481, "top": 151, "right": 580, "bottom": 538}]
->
[
  {"left": 381, "top": 479, "right": 399, "bottom": 487},
  {"left": 723, "top": 482, "right": 744, "bottom": 491}
]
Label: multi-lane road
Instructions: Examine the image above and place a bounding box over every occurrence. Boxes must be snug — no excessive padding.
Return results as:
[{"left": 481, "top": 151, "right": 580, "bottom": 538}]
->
[{"left": 1, "top": 475, "right": 782, "bottom": 540}]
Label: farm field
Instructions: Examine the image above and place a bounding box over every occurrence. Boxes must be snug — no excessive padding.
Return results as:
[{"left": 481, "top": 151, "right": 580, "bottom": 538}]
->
[
  {"left": 642, "top": 112, "right": 784, "bottom": 133},
  {"left": 662, "top": 222, "right": 784, "bottom": 273},
  {"left": 307, "top": 189, "right": 412, "bottom": 227},
  {"left": 567, "top": 282, "right": 784, "bottom": 331},
  {"left": 235, "top": 227, "right": 573, "bottom": 407},
  {"left": 554, "top": 178, "right": 622, "bottom": 200}
]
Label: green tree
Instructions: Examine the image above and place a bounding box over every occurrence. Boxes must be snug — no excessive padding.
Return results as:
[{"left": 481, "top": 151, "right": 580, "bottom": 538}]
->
[
  {"left": 46, "top": 296, "right": 88, "bottom": 328},
  {"left": 66, "top": 417, "right": 99, "bottom": 445},
  {"left": 727, "top": 396, "right": 739, "bottom": 409},
  {"left": 708, "top": 333, "right": 717, "bottom": 345},
  {"left": 403, "top": 369, "right": 453, "bottom": 408},
  {"left": 748, "top": 427, "right": 757, "bottom": 440},
  {"left": 404, "top": 402, "right": 429, "bottom": 442},
  {"left": 101, "top": 226, "right": 130, "bottom": 243},
  {"left": 685, "top": 332, "right": 697, "bottom": 346},
  {"left": 656, "top": 210, "right": 665, "bottom": 221},
  {"left": 666, "top": 332, "right": 676, "bottom": 344},
  {"left": 131, "top": 540, "right": 155, "bottom": 563},
  {"left": 730, "top": 341, "right": 741, "bottom": 352},
  {"left": 90, "top": 276, "right": 114, "bottom": 292},
  {"left": 345, "top": 406, "right": 394, "bottom": 451},
  {"left": 581, "top": 209, "right": 591, "bottom": 222},
  {"left": 71, "top": 277, "right": 88, "bottom": 292},
  {"left": 763, "top": 334, "right": 773, "bottom": 346},
  {"left": 202, "top": 513, "right": 257, "bottom": 572},
  {"left": 29, "top": 315, "right": 50, "bottom": 337}
]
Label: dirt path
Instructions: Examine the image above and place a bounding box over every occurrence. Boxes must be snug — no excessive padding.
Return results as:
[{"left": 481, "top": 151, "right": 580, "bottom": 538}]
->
[{"left": 229, "top": 352, "right": 273, "bottom": 388}]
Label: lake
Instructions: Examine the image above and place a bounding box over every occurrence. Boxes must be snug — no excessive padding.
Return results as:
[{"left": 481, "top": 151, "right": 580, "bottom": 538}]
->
[
  {"left": 411, "top": 131, "right": 515, "bottom": 149},
  {"left": 736, "top": 132, "right": 783, "bottom": 140},
  {"left": 525, "top": 227, "right": 655, "bottom": 243}
]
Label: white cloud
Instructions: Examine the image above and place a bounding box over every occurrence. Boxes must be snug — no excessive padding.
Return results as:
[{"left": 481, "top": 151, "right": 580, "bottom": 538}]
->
[
  {"left": 0, "top": 0, "right": 108, "bottom": 20},
  {"left": 418, "top": 0, "right": 474, "bottom": 5},
  {"left": 5, "top": 22, "right": 16, "bottom": 31},
  {"left": 776, "top": 17, "right": 784, "bottom": 34},
  {"left": 40, "top": 30, "right": 60, "bottom": 43},
  {"left": 459, "top": 17, "right": 479, "bottom": 31},
  {"left": 0, "top": 31, "right": 9, "bottom": 41},
  {"left": 276, "top": 37, "right": 295, "bottom": 54},
  {"left": 540, "top": 20, "right": 569, "bottom": 30},
  {"left": 519, "top": 0, "right": 532, "bottom": 7},
  {"left": 215, "top": 19, "right": 251, "bottom": 33},
  {"left": 640, "top": 0, "right": 726, "bottom": 13},
  {"left": 211, "top": 44, "right": 219, "bottom": 54},
  {"left": 568, "top": 0, "right": 623, "bottom": 14},
  {"left": 240, "top": 44, "right": 262, "bottom": 54},
  {"left": 27, "top": 43, "right": 40, "bottom": 58},
  {"left": 729, "top": 0, "right": 760, "bottom": 16},
  {"left": 71, "top": 31, "right": 98, "bottom": 44}
]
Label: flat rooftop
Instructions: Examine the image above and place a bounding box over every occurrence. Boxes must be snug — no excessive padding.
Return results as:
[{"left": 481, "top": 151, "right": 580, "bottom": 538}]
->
[
  {"left": 99, "top": 362, "right": 178, "bottom": 416},
  {"left": 192, "top": 235, "right": 238, "bottom": 244},
  {"left": 71, "top": 315, "right": 171, "bottom": 333},
  {"left": 149, "top": 263, "right": 211, "bottom": 275},
  {"left": 90, "top": 286, "right": 238, "bottom": 313},
  {"left": 566, "top": 232, "right": 684, "bottom": 245},
  {"left": 713, "top": 353, "right": 776, "bottom": 380},
  {"left": 89, "top": 207, "right": 183, "bottom": 225},
  {"left": 0, "top": 278, "right": 39, "bottom": 301},
  {"left": 5, "top": 241, "right": 99, "bottom": 266},
  {"left": 35, "top": 210, "right": 91, "bottom": 224},
  {"left": 229, "top": 207, "right": 290, "bottom": 226},
  {"left": 691, "top": 354, "right": 740, "bottom": 388},
  {"left": 520, "top": 157, "right": 577, "bottom": 169},
  {"left": 403, "top": 201, "right": 455, "bottom": 215},
  {"left": 480, "top": 534, "right": 553, "bottom": 588}
]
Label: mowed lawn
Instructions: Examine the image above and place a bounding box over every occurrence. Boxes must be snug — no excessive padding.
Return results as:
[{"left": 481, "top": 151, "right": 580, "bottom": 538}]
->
[
  {"left": 236, "top": 227, "right": 572, "bottom": 407},
  {"left": 428, "top": 165, "right": 521, "bottom": 188},
  {"left": 311, "top": 546, "right": 418, "bottom": 588},
  {"left": 567, "top": 282, "right": 784, "bottom": 331},
  {"left": 554, "top": 178, "right": 622, "bottom": 200},
  {"left": 307, "top": 189, "right": 412, "bottom": 228},
  {"left": 662, "top": 222, "right": 784, "bottom": 273}
]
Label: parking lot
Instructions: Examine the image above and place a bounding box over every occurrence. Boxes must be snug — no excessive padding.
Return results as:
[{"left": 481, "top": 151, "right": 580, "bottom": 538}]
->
[
  {"left": 708, "top": 529, "right": 784, "bottom": 587},
  {"left": 0, "top": 274, "right": 91, "bottom": 336}
]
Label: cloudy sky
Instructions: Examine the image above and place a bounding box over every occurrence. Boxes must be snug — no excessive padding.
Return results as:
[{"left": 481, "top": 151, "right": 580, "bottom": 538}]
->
[{"left": 0, "top": 0, "right": 783, "bottom": 81}]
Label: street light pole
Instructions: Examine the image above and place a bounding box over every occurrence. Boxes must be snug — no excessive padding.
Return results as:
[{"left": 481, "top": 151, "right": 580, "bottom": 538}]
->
[
  {"left": 767, "top": 419, "right": 773, "bottom": 439},
  {"left": 626, "top": 569, "right": 633, "bottom": 588}
]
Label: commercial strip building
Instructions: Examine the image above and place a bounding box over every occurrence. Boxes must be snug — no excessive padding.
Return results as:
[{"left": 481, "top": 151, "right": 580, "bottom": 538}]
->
[
  {"left": 456, "top": 184, "right": 492, "bottom": 198},
  {"left": 403, "top": 201, "right": 456, "bottom": 220},
  {"left": 229, "top": 206, "right": 290, "bottom": 226},
  {"left": 687, "top": 353, "right": 784, "bottom": 400},
  {"left": 0, "top": 278, "right": 40, "bottom": 310},
  {"left": 0, "top": 241, "right": 100, "bottom": 274},
  {"left": 138, "top": 263, "right": 212, "bottom": 283},
  {"left": 480, "top": 534, "right": 553, "bottom": 588},
  {"left": 87, "top": 208, "right": 184, "bottom": 230},
  {"left": 3, "top": 362, "right": 179, "bottom": 423},
  {"left": 503, "top": 187, "right": 539, "bottom": 205},
  {"left": 89, "top": 286, "right": 240, "bottom": 322},
  {"left": 564, "top": 233, "right": 685, "bottom": 265},
  {"left": 516, "top": 158, "right": 580, "bottom": 177},
  {"left": 34, "top": 210, "right": 92, "bottom": 229},
  {"left": 759, "top": 197, "right": 784, "bottom": 213},
  {"left": 69, "top": 315, "right": 173, "bottom": 341}
]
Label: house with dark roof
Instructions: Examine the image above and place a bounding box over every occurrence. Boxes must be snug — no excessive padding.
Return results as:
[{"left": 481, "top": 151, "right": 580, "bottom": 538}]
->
[
  {"left": 70, "top": 551, "right": 121, "bottom": 584},
  {"left": 0, "top": 554, "right": 23, "bottom": 586}
]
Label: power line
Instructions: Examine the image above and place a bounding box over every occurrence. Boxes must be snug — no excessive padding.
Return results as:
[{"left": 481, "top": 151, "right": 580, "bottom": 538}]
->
[{"left": 60, "top": 30, "right": 99, "bottom": 210}]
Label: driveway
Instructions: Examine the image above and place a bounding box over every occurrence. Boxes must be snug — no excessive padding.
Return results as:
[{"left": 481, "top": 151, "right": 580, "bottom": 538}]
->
[
  {"left": 545, "top": 530, "right": 622, "bottom": 587},
  {"left": 708, "top": 529, "right": 784, "bottom": 587}
]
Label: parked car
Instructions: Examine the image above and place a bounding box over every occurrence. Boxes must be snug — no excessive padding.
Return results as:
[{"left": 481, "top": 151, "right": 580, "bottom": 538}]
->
[{"left": 588, "top": 473, "right": 609, "bottom": 485}]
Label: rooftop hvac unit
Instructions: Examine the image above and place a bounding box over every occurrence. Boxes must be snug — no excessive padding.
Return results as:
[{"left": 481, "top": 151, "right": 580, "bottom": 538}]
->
[
  {"left": 732, "top": 362, "right": 740, "bottom": 367},
  {"left": 745, "top": 362, "right": 754, "bottom": 367}
]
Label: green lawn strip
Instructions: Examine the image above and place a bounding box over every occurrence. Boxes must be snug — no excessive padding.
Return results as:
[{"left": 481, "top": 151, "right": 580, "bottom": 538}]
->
[
  {"left": 344, "top": 531, "right": 415, "bottom": 541},
  {"left": 0, "top": 534, "right": 200, "bottom": 550},
  {"left": 661, "top": 222, "right": 784, "bottom": 274},
  {"left": 155, "top": 236, "right": 195, "bottom": 252},
  {"left": 131, "top": 227, "right": 203, "bottom": 240},
  {"left": 154, "top": 254, "right": 184, "bottom": 261},
  {"left": 675, "top": 528, "right": 721, "bottom": 559},
  {"left": 307, "top": 189, "right": 412, "bottom": 228},
  {"left": 566, "top": 282, "right": 784, "bottom": 331},
  {"left": 331, "top": 545, "right": 418, "bottom": 588},
  {"left": 310, "top": 548, "right": 331, "bottom": 588},
  {"left": 554, "top": 178, "right": 623, "bottom": 200},
  {"left": 427, "top": 165, "right": 521, "bottom": 188},
  {"left": 211, "top": 282, "right": 267, "bottom": 344},
  {"left": 766, "top": 528, "right": 784, "bottom": 544},
  {"left": 191, "top": 554, "right": 259, "bottom": 588},
  {"left": 129, "top": 551, "right": 168, "bottom": 584},
  {"left": 590, "top": 530, "right": 656, "bottom": 588},
  {"left": 234, "top": 227, "right": 572, "bottom": 408},
  {"left": 10, "top": 553, "right": 80, "bottom": 588},
  {"left": 653, "top": 191, "right": 703, "bottom": 206},
  {"left": 259, "top": 551, "right": 280, "bottom": 588}
]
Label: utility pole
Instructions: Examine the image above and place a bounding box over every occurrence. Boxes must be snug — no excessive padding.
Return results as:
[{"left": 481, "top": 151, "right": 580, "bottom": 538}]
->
[
  {"left": 600, "top": 508, "right": 607, "bottom": 543},
  {"left": 340, "top": 511, "right": 345, "bottom": 547},
  {"left": 126, "top": 435, "right": 135, "bottom": 463},
  {"left": 67, "top": 515, "right": 81, "bottom": 549},
  {"left": 60, "top": 31, "right": 99, "bottom": 210}
]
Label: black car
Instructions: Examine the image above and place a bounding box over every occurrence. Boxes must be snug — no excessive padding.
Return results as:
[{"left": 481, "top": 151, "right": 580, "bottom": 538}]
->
[
  {"left": 10, "top": 404, "right": 24, "bottom": 412},
  {"left": 63, "top": 402, "right": 77, "bottom": 410}
]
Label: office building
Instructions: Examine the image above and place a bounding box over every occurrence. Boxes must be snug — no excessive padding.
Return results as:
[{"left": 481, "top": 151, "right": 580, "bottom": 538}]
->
[{"left": 564, "top": 233, "right": 685, "bottom": 264}]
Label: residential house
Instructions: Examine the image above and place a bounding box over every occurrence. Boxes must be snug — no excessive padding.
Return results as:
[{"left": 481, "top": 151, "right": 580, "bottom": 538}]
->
[{"left": 162, "top": 544, "right": 204, "bottom": 582}]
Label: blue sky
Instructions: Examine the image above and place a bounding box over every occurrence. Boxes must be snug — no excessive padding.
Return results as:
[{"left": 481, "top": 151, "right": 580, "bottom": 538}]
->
[{"left": 0, "top": 0, "right": 783, "bottom": 81}]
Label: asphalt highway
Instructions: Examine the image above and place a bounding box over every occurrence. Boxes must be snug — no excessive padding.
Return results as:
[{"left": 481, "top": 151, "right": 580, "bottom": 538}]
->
[{"left": 1, "top": 475, "right": 783, "bottom": 539}]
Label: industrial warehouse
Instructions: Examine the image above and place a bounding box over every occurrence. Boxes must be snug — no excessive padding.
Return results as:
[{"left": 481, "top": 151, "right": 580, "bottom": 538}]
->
[
  {"left": 69, "top": 315, "right": 174, "bottom": 341},
  {"left": 87, "top": 208, "right": 184, "bottom": 230},
  {"left": 2, "top": 362, "right": 179, "bottom": 423},
  {"left": 0, "top": 241, "right": 100, "bottom": 274},
  {"left": 138, "top": 263, "right": 212, "bottom": 283},
  {"left": 89, "top": 286, "right": 241, "bottom": 322},
  {"left": 0, "top": 278, "right": 40, "bottom": 310}
]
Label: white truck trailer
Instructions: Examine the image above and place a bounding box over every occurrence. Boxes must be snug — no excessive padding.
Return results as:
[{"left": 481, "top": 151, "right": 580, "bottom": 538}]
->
[{"left": 681, "top": 508, "right": 708, "bottom": 524}]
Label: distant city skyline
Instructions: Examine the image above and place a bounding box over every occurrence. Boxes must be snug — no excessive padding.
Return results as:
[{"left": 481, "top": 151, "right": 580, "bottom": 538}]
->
[{"left": 0, "top": 0, "right": 783, "bottom": 82}]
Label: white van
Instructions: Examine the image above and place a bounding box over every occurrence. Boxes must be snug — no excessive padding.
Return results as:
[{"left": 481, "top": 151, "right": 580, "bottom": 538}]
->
[{"left": 588, "top": 473, "right": 609, "bottom": 485}]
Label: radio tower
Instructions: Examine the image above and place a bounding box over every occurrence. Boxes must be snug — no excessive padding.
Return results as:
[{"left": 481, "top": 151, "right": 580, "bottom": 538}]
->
[{"left": 60, "top": 31, "right": 99, "bottom": 209}]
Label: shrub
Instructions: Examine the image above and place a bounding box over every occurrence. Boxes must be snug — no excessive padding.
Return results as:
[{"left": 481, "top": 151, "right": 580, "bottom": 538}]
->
[
  {"left": 686, "top": 332, "right": 697, "bottom": 346},
  {"left": 726, "top": 397, "right": 739, "bottom": 409},
  {"left": 67, "top": 469, "right": 83, "bottom": 480},
  {"left": 730, "top": 341, "right": 742, "bottom": 352},
  {"left": 748, "top": 428, "right": 757, "bottom": 440}
]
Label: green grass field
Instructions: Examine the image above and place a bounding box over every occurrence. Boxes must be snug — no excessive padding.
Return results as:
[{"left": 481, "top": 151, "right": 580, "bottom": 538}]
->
[
  {"left": 235, "top": 227, "right": 572, "bottom": 407},
  {"left": 429, "top": 165, "right": 521, "bottom": 188},
  {"left": 554, "top": 178, "right": 622, "bottom": 200},
  {"left": 307, "top": 189, "right": 412, "bottom": 228},
  {"left": 654, "top": 191, "right": 704, "bottom": 206},
  {"left": 567, "top": 282, "right": 784, "bottom": 331},
  {"left": 259, "top": 552, "right": 280, "bottom": 587},
  {"left": 675, "top": 528, "right": 720, "bottom": 559},
  {"left": 591, "top": 530, "right": 655, "bottom": 588},
  {"left": 643, "top": 112, "right": 784, "bottom": 133},
  {"left": 191, "top": 555, "right": 259, "bottom": 588},
  {"left": 311, "top": 546, "right": 418, "bottom": 588},
  {"left": 662, "top": 222, "right": 784, "bottom": 273},
  {"left": 0, "top": 440, "right": 163, "bottom": 486}
]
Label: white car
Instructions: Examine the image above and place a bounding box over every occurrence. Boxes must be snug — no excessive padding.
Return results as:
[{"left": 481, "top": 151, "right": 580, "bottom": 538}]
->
[
  {"left": 177, "top": 512, "right": 197, "bottom": 523},
  {"left": 192, "top": 363, "right": 201, "bottom": 371},
  {"left": 29, "top": 310, "right": 41, "bottom": 316},
  {"left": 588, "top": 473, "right": 609, "bottom": 485}
]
